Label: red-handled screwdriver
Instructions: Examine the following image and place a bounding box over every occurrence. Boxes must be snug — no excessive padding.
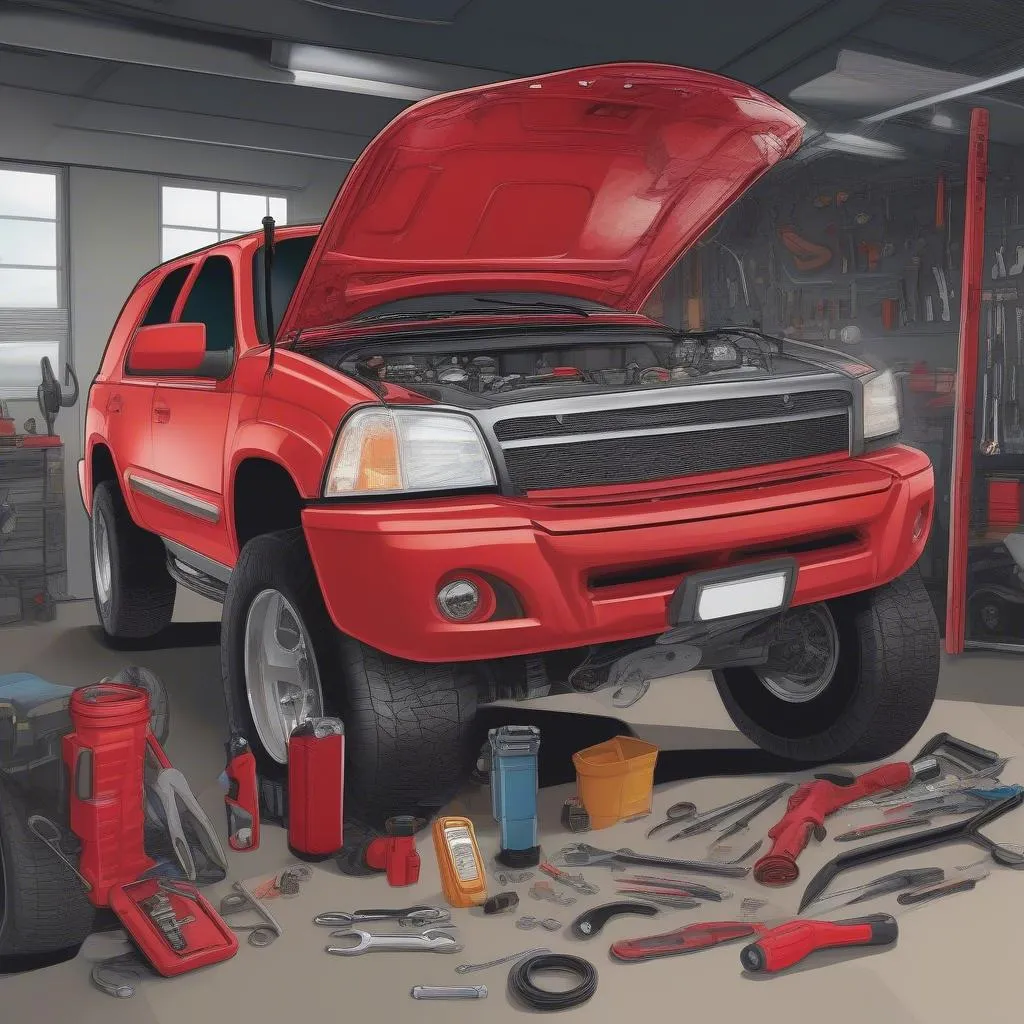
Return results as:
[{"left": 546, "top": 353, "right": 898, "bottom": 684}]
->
[{"left": 738, "top": 913, "right": 898, "bottom": 973}]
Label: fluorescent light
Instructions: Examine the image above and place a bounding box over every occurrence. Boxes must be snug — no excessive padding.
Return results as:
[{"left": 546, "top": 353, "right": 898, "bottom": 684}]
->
[
  {"left": 289, "top": 68, "right": 434, "bottom": 101},
  {"left": 272, "top": 41, "right": 496, "bottom": 101},
  {"left": 823, "top": 132, "right": 906, "bottom": 160},
  {"left": 931, "top": 111, "right": 955, "bottom": 130}
]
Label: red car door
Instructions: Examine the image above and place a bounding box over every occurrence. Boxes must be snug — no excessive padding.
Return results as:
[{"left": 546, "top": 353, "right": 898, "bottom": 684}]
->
[{"left": 141, "top": 253, "right": 237, "bottom": 566}]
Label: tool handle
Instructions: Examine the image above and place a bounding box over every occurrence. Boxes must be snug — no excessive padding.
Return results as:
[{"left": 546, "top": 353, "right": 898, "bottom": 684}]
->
[
  {"left": 739, "top": 914, "right": 898, "bottom": 973},
  {"left": 225, "top": 742, "right": 260, "bottom": 852},
  {"left": 829, "top": 762, "right": 913, "bottom": 812},
  {"left": 897, "top": 878, "right": 980, "bottom": 906},
  {"left": 145, "top": 731, "right": 173, "bottom": 770},
  {"left": 609, "top": 921, "right": 760, "bottom": 961},
  {"left": 755, "top": 813, "right": 820, "bottom": 885}
]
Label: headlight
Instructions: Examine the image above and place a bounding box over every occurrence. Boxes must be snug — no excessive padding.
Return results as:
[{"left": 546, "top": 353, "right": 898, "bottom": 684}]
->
[
  {"left": 324, "top": 407, "right": 497, "bottom": 497},
  {"left": 862, "top": 370, "right": 900, "bottom": 440}
]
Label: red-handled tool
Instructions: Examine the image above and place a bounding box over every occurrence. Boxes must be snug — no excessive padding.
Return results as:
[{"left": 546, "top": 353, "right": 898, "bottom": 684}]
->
[
  {"left": 610, "top": 921, "right": 761, "bottom": 961},
  {"left": 754, "top": 758, "right": 939, "bottom": 886},
  {"left": 739, "top": 913, "right": 898, "bottom": 973},
  {"left": 224, "top": 735, "right": 260, "bottom": 852}
]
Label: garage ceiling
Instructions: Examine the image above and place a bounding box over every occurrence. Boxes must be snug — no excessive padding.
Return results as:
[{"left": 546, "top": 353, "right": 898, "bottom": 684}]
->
[{"left": 1, "top": 0, "right": 1022, "bottom": 179}]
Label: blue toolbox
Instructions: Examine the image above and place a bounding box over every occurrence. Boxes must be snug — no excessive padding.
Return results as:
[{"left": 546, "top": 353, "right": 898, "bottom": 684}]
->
[{"left": 489, "top": 724, "right": 541, "bottom": 868}]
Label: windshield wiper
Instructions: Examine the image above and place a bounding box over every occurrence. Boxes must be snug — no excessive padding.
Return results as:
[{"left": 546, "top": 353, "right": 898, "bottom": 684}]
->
[{"left": 471, "top": 297, "right": 591, "bottom": 316}]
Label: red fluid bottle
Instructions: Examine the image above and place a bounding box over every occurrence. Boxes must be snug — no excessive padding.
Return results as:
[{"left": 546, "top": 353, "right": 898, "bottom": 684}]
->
[
  {"left": 288, "top": 717, "right": 344, "bottom": 860},
  {"left": 62, "top": 683, "right": 156, "bottom": 905}
]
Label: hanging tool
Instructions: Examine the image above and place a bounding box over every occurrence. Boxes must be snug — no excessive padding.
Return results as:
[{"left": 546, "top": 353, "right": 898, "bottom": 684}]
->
[
  {"left": 798, "top": 790, "right": 1024, "bottom": 912},
  {"left": 932, "top": 266, "right": 951, "bottom": 322},
  {"left": 777, "top": 225, "right": 832, "bottom": 272},
  {"left": 1010, "top": 245, "right": 1024, "bottom": 276},
  {"left": 36, "top": 356, "right": 79, "bottom": 437},
  {"left": 801, "top": 867, "right": 944, "bottom": 916},
  {"left": 27, "top": 814, "right": 93, "bottom": 890},
  {"left": 754, "top": 758, "right": 939, "bottom": 886},
  {"left": 550, "top": 843, "right": 750, "bottom": 878},
  {"left": 993, "top": 197, "right": 1009, "bottom": 279},
  {"left": 667, "top": 782, "right": 793, "bottom": 841},
  {"left": 715, "top": 241, "right": 750, "bottom": 305},
  {"left": 645, "top": 801, "right": 698, "bottom": 838}
]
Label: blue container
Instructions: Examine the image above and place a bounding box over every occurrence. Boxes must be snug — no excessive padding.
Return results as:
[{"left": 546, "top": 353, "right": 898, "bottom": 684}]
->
[{"left": 489, "top": 725, "right": 541, "bottom": 868}]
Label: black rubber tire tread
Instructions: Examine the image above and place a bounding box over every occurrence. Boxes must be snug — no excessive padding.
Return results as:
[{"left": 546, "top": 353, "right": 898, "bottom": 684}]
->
[
  {"left": 90, "top": 480, "right": 176, "bottom": 639},
  {"left": 220, "top": 529, "right": 478, "bottom": 825},
  {"left": 0, "top": 772, "right": 96, "bottom": 957},
  {"left": 713, "top": 568, "right": 940, "bottom": 764}
]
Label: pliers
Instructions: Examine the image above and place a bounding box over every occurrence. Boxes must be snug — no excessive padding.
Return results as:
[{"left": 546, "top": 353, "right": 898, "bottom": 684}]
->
[{"left": 145, "top": 734, "right": 229, "bottom": 881}]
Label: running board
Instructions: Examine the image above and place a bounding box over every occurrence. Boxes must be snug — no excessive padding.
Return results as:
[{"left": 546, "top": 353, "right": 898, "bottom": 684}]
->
[{"left": 162, "top": 539, "right": 230, "bottom": 604}]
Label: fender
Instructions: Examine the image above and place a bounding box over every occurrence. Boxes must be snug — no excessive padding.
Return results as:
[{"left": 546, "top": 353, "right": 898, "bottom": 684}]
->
[{"left": 228, "top": 421, "right": 330, "bottom": 501}]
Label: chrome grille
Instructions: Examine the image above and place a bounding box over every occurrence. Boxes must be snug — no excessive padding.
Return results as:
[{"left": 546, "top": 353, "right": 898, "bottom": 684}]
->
[{"left": 492, "top": 390, "right": 852, "bottom": 493}]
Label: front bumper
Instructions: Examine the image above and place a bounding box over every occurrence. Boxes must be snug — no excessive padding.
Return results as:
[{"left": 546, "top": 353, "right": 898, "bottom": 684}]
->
[{"left": 302, "top": 445, "right": 934, "bottom": 663}]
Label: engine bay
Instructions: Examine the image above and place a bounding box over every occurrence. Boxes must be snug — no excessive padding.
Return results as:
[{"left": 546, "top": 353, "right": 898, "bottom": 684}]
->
[{"left": 325, "top": 332, "right": 818, "bottom": 403}]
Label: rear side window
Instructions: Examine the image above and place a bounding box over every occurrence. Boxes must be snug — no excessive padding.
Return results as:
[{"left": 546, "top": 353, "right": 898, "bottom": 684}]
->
[
  {"left": 141, "top": 264, "right": 192, "bottom": 326},
  {"left": 253, "top": 235, "right": 317, "bottom": 342},
  {"left": 180, "top": 255, "right": 236, "bottom": 353}
]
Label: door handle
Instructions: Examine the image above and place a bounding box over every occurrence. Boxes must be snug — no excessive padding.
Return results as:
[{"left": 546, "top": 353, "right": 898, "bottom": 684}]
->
[
  {"left": 153, "top": 403, "right": 171, "bottom": 424},
  {"left": 106, "top": 395, "right": 122, "bottom": 414}
]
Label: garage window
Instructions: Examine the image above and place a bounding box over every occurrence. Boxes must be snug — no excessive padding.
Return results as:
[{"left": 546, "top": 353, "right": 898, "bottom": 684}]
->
[
  {"left": 0, "top": 162, "right": 68, "bottom": 400},
  {"left": 160, "top": 185, "right": 288, "bottom": 261}
]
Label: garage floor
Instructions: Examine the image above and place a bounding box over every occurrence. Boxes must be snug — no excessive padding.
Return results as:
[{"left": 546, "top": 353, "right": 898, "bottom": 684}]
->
[{"left": 2, "top": 591, "right": 1023, "bottom": 1022}]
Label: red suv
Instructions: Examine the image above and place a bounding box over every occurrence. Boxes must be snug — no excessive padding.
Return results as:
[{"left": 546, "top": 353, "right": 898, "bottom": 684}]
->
[{"left": 81, "top": 63, "right": 938, "bottom": 820}]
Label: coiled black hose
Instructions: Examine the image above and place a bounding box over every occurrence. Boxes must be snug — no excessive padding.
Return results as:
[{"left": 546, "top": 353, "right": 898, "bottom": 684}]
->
[{"left": 507, "top": 952, "right": 598, "bottom": 1011}]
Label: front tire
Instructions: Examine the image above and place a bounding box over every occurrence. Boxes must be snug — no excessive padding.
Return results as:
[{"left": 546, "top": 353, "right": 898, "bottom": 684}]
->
[
  {"left": 220, "top": 529, "right": 478, "bottom": 824},
  {"left": 90, "top": 480, "right": 176, "bottom": 639},
  {"left": 713, "top": 569, "right": 940, "bottom": 763}
]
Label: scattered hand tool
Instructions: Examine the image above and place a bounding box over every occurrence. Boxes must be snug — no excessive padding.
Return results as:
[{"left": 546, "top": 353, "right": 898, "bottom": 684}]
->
[
  {"left": 529, "top": 880, "right": 577, "bottom": 906},
  {"left": 455, "top": 947, "right": 551, "bottom": 974},
  {"left": 710, "top": 785, "right": 794, "bottom": 847},
  {"left": 218, "top": 880, "right": 283, "bottom": 947},
  {"left": 570, "top": 901, "right": 659, "bottom": 938},
  {"left": 665, "top": 783, "right": 792, "bottom": 841},
  {"left": 484, "top": 891, "right": 519, "bottom": 915},
  {"left": 223, "top": 734, "right": 259, "bottom": 852},
  {"left": 411, "top": 985, "right": 487, "bottom": 1000},
  {"left": 833, "top": 792, "right": 990, "bottom": 842},
  {"left": 91, "top": 951, "right": 151, "bottom": 999},
  {"left": 539, "top": 861, "right": 599, "bottom": 895},
  {"left": 802, "top": 867, "right": 944, "bottom": 916},
  {"left": 326, "top": 928, "right": 463, "bottom": 956},
  {"left": 798, "top": 790, "right": 1024, "bottom": 912},
  {"left": 146, "top": 733, "right": 229, "bottom": 882},
  {"left": 753, "top": 757, "right": 939, "bottom": 886},
  {"left": 896, "top": 865, "right": 989, "bottom": 906},
  {"left": 251, "top": 865, "right": 312, "bottom": 900},
  {"left": 612, "top": 875, "right": 730, "bottom": 902},
  {"left": 645, "top": 800, "right": 698, "bottom": 838},
  {"left": 551, "top": 843, "right": 750, "bottom": 878},
  {"left": 517, "top": 916, "right": 563, "bottom": 931},
  {"left": 495, "top": 870, "right": 534, "bottom": 885},
  {"left": 313, "top": 906, "right": 452, "bottom": 929}
]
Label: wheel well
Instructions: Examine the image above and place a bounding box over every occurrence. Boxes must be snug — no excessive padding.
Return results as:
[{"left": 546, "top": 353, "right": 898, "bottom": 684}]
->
[
  {"left": 91, "top": 443, "right": 117, "bottom": 492},
  {"left": 232, "top": 458, "right": 304, "bottom": 550}
]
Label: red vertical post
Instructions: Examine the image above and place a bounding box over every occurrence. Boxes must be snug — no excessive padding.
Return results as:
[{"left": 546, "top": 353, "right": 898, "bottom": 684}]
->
[{"left": 945, "top": 108, "right": 991, "bottom": 653}]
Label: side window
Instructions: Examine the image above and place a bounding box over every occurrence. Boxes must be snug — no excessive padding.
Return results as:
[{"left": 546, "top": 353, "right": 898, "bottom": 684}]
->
[
  {"left": 180, "top": 255, "right": 236, "bottom": 354},
  {"left": 253, "top": 235, "right": 317, "bottom": 343},
  {"left": 141, "top": 264, "right": 192, "bottom": 327}
]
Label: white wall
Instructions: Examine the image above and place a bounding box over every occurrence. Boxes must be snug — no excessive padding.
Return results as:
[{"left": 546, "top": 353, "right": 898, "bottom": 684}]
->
[{"left": 1, "top": 82, "right": 349, "bottom": 599}]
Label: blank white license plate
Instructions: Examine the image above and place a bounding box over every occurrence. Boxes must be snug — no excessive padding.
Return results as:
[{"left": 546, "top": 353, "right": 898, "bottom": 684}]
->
[{"left": 696, "top": 570, "right": 791, "bottom": 622}]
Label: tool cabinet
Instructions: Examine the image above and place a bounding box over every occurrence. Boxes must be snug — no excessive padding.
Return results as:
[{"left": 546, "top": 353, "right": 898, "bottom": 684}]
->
[{"left": 0, "top": 437, "right": 68, "bottom": 625}]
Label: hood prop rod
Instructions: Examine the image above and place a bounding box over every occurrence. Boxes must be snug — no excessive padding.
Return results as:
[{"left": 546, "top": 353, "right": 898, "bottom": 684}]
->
[{"left": 263, "top": 215, "right": 277, "bottom": 375}]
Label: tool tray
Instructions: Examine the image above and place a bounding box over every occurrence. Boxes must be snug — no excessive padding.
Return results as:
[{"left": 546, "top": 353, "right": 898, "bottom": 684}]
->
[{"left": 109, "top": 879, "right": 237, "bottom": 977}]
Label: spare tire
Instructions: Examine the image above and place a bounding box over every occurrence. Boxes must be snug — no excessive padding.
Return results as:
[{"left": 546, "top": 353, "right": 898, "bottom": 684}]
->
[{"left": 0, "top": 771, "right": 95, "bottom": 958}]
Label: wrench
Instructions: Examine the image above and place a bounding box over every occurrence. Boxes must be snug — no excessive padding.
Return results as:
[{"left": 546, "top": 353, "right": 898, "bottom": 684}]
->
[
  {"left": 325, "top": 928, "right": 463, "bottom": 956},
  {"left": 314, "top": 906, "right": 452, "bottom": 929}
]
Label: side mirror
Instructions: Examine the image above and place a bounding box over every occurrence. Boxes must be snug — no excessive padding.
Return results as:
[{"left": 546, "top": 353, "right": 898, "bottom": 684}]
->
[{"left": 127, "top": 323, "right": 207, "bottom": 375}]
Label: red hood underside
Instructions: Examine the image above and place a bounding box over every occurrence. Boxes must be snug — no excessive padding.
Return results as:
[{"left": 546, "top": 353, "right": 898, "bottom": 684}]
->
[{"left": 280, "top": 62, "right": 805, "bottom": 339}]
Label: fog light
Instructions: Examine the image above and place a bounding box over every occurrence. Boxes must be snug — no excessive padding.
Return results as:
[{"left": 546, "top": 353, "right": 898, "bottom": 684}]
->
[{"left": 437, "top": 579, "right": 483, "bottom": 621}]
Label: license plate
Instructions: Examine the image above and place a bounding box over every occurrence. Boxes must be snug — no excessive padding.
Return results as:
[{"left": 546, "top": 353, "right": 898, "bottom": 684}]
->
[{"left": 668, "top": 558, "right": 798, "bottom": 626}]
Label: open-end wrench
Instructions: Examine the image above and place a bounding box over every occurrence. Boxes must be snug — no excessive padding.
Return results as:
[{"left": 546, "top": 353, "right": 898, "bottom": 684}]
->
[
  {"left": 314, "top": 906, "right": 452, "bottom": 929},
  {"left": 325, "top": 928, "right": 463, "bottom": 956}
]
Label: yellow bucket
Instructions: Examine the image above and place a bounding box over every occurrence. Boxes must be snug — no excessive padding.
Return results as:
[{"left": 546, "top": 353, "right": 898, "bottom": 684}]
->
[{"left": 572, "top": 736, "right": 659, "bottom": 830}]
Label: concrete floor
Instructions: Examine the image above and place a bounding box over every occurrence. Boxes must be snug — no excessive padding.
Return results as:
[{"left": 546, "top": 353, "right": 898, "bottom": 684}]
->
[{"left": 1, "top": 589, "right": 1024, "bottom": 1022}]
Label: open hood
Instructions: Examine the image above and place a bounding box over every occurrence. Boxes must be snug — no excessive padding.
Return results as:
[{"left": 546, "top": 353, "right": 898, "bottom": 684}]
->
[{"left": 279, "top": 62, "right": 804, "bottom": 339}]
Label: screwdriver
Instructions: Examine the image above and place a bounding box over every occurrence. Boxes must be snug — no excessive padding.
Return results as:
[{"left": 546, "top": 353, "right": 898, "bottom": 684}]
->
[
  {"left": 739, "top": 914, "right": 898, "bottom": 973},
  {"left": 800, "top": 866, "right": 944, "bottom": 916}
]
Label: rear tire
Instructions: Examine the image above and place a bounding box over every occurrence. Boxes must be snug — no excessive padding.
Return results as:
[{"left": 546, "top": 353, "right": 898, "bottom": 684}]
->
[
  {"left": 713, "top": 568, "right": 940, "bottom": 763},
  {"left": 220, "top": 529, "right": 478, "bottom": 825},
  {"left": 90, "top": 481, "right": 176, "bottom": 639},
  {"left": 0, "top": 771, "right": 95, "bottom": 958}
]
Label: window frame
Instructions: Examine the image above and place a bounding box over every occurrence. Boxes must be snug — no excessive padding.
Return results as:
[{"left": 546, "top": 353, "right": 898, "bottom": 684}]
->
[
  {"left": 0, "top": 160, "right": 70, "bottom": 400},
  {"left": 158, "top": 182, "right": 288, "bottom": 263}
]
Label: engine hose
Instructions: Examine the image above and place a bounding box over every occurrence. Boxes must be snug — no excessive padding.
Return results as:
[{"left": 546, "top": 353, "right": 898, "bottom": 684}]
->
[
  {"left": 752, "top": 854, "right": 799, "bottom": 886},
  {"left": 507, "top": 952, "right": 598, "bottom": 1011}
]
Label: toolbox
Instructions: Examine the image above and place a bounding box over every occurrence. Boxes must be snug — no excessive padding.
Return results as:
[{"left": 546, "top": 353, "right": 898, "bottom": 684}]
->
[
  {"left": 987, "top": 478, "right": 1023, "bottom": 529},
  {"left": 108, "top": 879, "right": 238, "bottom": 977}
]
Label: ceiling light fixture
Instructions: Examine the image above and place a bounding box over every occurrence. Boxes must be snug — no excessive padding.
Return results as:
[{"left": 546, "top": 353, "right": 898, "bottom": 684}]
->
[
  {"left": 271, "top": 41, "right": 496, "bottom": 101},
  {"left": 823, "top": 132, "right": 906, "bottom": 160},
  {"left": 931, "top": 111, "right": 955, "bottom": 130}
]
